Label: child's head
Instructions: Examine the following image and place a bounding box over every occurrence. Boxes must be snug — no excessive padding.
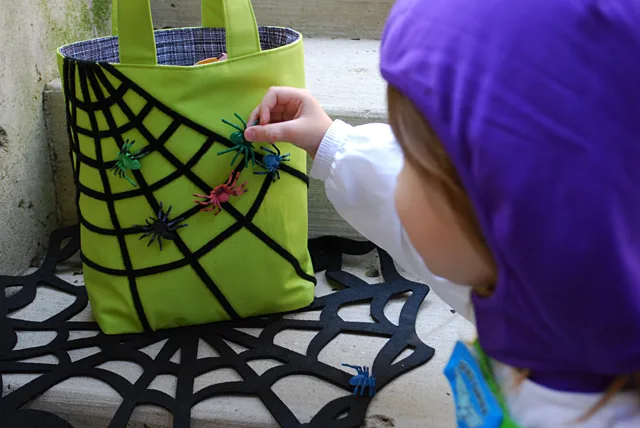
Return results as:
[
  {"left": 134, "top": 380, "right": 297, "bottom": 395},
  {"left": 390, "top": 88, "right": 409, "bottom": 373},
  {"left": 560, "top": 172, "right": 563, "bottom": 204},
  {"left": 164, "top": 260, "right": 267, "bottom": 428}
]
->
[{"left": 379, "top": 0, "right": 640, "bottom": 394}]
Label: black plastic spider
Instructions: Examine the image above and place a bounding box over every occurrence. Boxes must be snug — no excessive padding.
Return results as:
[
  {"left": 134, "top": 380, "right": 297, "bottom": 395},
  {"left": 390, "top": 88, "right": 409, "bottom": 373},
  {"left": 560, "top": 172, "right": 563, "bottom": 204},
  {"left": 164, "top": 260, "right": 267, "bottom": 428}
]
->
[{"left": 134, "top": 203, "right": 188, "bottom": 251}]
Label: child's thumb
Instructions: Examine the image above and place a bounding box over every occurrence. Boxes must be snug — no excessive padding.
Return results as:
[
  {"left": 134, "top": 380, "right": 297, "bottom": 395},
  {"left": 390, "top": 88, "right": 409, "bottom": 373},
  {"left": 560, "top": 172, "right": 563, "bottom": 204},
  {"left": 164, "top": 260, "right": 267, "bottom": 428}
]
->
[{"left": 245, "top": 122, "right": 294, "bottom": 144}]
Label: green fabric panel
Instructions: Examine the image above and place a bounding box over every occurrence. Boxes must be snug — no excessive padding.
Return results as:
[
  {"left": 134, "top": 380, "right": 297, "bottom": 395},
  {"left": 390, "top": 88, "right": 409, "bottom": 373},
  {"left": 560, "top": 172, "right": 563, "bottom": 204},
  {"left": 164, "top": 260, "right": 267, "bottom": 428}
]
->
[
  {"left": 79, "top": 194, "right": 113, "bottom": 230},
  {"left": 197, "top": 228, "right": 314, "bottom": 318},
  {"left": 116, "top": 1, "right": 157, "bottom": 65},
  {"left": 136, "top": 266, "right": 232, "bottom": 330},
  {"left": 175, "top": 202, "right": 237, "bottom": 253},
  {"left": 82, "top": 257, "right": 144, "bottom": 334},
  {"left": 111, "top": 38, "right": 305, "bottom": 132},
  {"left": 208, "top": 0, "right": 261, "bottom": 58},
  {"left": 201, "top": 0, "right": 225, "bottom": 28},
  {"left": 251, "top": 148, "right": 311, "bottom": 265}
]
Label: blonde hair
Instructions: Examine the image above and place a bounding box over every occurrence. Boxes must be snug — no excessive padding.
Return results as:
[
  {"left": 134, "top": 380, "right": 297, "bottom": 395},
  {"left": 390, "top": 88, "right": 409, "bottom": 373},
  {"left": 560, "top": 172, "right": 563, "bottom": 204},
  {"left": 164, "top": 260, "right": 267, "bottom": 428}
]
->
[{"left": 385, "top": 83, "right": 639, "bottom": 420}]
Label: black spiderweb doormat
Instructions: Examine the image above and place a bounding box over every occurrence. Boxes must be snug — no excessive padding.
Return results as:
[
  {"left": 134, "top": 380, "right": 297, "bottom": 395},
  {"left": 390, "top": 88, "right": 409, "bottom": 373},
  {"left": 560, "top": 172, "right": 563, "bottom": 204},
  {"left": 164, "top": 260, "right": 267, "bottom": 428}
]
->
[{"left": 0, "top": 226, "right": 435, "bottom": 428}]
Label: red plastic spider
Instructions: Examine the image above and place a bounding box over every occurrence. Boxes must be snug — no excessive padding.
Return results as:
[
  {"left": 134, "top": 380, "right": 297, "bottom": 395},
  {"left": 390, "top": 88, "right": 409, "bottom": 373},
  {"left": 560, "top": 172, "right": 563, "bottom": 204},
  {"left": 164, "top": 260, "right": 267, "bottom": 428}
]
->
[{"left": 193, "top": 171, "right": 247, "bottom": 215}]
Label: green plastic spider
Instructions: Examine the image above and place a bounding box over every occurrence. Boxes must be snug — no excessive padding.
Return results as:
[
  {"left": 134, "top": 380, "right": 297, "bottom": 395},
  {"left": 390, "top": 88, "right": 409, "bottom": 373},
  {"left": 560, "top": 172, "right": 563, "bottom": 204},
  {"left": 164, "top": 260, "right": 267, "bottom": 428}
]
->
[
  {"left": 217, "top": 113, "right": 259, "bottom": 168},
  {"left": 110, "top": 140, "right": 146, "bottom": 187}
]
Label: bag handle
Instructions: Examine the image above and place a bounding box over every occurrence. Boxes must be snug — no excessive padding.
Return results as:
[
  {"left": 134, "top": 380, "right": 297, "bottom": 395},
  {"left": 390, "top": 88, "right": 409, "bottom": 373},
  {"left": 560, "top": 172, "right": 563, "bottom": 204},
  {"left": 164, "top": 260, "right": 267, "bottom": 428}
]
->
[{"left": 112, "top": 0, "right": 261, "bottom": 65}]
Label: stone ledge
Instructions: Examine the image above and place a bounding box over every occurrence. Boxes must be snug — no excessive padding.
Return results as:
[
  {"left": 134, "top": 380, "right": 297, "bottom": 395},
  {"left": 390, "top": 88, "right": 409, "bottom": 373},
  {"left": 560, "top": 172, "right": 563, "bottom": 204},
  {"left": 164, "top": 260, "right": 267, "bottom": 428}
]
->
[{"left": 44, "top": 38, "right": 386, "bottom": 238}]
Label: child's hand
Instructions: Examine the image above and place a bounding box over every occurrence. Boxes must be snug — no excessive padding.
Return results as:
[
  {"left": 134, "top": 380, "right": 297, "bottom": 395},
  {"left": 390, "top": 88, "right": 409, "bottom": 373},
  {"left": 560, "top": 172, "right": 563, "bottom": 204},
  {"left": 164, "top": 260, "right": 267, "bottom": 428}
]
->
[{"left": 244, "top": 87, "right": 333, "bottom": 158}]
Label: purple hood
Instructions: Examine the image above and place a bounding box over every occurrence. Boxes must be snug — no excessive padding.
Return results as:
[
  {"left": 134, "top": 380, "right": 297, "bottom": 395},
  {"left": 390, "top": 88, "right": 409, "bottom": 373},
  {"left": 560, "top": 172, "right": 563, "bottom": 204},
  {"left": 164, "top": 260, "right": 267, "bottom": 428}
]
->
[{"left": 380, "top": 0, "right": 640, "bottom": 391}]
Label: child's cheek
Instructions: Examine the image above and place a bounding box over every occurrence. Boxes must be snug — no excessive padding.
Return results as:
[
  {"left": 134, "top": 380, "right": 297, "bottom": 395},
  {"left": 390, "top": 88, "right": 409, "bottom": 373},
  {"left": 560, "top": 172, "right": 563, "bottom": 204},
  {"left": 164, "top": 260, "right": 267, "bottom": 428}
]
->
[
  {"left": 394, "top": 165, "right": 424, "bottom": 252},
  {"left": 394, "top": 163, "right": 459, "bottom": 280}
]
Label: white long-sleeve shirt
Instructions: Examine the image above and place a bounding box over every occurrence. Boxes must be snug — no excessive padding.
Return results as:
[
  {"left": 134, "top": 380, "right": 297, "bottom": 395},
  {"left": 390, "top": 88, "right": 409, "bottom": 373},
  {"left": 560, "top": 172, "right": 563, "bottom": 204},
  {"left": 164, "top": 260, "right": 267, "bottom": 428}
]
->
[
  {"left": 310, "top": 120, "right": 475, "bottom": 321},
  {"left": 310, "top": 120, "right": 640, "bottom": 428}
]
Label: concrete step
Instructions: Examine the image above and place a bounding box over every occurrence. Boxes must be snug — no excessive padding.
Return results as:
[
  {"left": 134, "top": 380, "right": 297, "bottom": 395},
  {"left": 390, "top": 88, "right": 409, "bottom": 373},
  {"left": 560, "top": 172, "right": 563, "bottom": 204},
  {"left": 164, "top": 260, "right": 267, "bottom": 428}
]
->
[
  {"left": 151, "top": 0, "right": 393, "bottom": 40},
  {"left": 44, "top": 37, "right": 386, "bottom": 238}
]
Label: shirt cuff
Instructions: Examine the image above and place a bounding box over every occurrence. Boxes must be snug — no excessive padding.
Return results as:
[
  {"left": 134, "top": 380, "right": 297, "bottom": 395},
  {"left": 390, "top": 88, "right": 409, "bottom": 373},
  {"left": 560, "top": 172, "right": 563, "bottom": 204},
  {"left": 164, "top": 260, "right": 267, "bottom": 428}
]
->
[{"left": 310, "top": 119, "right": 352, "bottom": 182}]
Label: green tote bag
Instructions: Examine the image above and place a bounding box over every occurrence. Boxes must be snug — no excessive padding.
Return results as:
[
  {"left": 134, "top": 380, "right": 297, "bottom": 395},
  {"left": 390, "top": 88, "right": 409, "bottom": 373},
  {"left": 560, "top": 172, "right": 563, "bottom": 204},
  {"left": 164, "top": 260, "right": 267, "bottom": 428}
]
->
[{"left": 56, "top": 0, "right": 316, "bottom": 335}]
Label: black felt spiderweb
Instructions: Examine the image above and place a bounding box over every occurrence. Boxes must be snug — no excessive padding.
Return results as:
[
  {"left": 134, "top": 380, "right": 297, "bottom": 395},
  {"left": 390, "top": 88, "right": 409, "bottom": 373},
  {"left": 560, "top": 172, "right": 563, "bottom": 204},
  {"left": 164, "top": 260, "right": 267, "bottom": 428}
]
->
[
  {"left": 0, "top": 226, "right": 435, "bottom": 427},
  {"left": 63, "top": 58, "right": 314, "bottom": 332}
]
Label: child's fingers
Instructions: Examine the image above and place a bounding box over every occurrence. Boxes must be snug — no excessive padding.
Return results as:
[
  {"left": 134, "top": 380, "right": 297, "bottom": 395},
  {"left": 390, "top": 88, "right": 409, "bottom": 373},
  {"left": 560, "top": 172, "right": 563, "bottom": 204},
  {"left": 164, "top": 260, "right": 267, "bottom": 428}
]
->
[
  {"left": 248, "top": 87, "right": 307, "bottom": 126},
  {"left": 245, "top": 121, "right": 296, "bottom": 144},
  {"left": 270, "top": 112, "right": 286, "bottom": 123},
  {"left": 247, "top": 105, "right": 261, "bottom": 126},
  {"left": 246, "top": 87, "right": 310, "bottom": 143},
  {"left": 247, "top": 96, "right": 274, "bottom": 126},
  {"left": 255, "top": 88, "right": 280, "bottom": 125},
  {"left": 247, "top": 105, "right": 286, "bottom": 127},
  {"left": 259, "top": 87, "right": 307, "bottom": 123},
  {"left": 257, "top": 100, "right": 272, "bottom": 125}
]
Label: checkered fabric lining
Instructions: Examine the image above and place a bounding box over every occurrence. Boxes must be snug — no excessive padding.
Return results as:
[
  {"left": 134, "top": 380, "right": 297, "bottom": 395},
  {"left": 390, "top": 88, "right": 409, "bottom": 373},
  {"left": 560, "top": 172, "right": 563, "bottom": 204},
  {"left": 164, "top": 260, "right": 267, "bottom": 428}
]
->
[{"left": 59, "top": 27, "right": 299, "bottom": 65}]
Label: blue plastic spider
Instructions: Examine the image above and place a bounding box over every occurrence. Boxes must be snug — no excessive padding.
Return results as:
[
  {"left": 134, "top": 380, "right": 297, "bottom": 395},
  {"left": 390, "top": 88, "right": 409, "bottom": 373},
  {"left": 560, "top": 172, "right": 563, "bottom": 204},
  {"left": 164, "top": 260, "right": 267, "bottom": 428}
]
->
[
  {"left": 342, "top": 364, "right": 376, "bottom": 397},
  {"left": 217, "top": 113, "right": 259, "bottom": 168},
  {"left": 256, "top": 145, "right": 290, "bottom": 181}
]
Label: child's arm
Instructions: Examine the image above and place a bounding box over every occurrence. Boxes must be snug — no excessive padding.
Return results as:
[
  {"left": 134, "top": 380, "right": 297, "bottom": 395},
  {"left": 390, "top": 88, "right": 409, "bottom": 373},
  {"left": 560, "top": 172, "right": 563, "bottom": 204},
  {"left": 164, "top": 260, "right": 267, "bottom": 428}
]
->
[
  {"left": 245, "top": 88, "right": 473, "bottom": 321},
  {"left": 311, "top": 120, "right": 473, "bottom": 321}
]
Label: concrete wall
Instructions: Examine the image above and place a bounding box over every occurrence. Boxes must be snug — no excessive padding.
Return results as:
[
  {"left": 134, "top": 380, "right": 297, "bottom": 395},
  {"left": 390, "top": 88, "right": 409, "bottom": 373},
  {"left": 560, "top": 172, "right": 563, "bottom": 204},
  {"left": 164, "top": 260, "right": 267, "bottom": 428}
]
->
[{"left": 0, "top": 0, "right": 110, "bottom": 274}]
